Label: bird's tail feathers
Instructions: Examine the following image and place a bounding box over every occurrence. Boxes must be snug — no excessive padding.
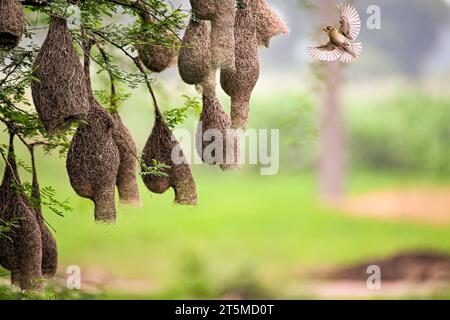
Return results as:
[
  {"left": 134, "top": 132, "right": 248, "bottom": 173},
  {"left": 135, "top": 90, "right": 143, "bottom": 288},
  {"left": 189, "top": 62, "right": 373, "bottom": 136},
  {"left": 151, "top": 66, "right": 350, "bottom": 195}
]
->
[{"left": 340, "top": 42, "right": 363, "bottom": 63}]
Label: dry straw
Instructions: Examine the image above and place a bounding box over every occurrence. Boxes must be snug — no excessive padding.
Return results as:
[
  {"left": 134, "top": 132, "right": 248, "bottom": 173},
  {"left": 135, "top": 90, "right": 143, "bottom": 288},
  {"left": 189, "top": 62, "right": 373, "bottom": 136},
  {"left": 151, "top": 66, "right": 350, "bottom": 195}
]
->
[
  {"left": 0, "top": 133, "right": 43, "bottom": 291},
  {"left": 178, "top": 17, "right": 212, "bottom": 87},
  {"left": 142, "top": 108, "right": 197, "bottom": 206},
  {"left": 0, "top": 0, "right": 24, "bottom": 50},
  {"left": 137, "top": 11, "right": 179, "bottom": 73},
  {"left": 249, "top": 0, "right": 289, "bottom": 48},
  {"left": 196, "top": 94, "right": 240, "bottom": 171},
  {"left": 32, "top": 16, "right": 90, "bottom": 134},
  {"left": 190, "top": 0, "right": 236, "bottom": 71},
  {"left": 111, "top": 113, "right": 141, "bottom": 206},
  {"left": 221, "top": 5, "right": 260, "bottom": 129},
  {"left": 30, "top": 146, "right": 57, "bottom": 278}
]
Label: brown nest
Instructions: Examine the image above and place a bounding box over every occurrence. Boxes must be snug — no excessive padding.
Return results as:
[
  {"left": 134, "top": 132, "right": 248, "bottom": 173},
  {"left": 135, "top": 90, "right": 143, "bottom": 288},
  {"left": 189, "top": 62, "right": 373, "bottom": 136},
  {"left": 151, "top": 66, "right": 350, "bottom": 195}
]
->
[
  {"left": 142, "top": 109, "right": 197, "bottom": 206},
  {"left": 220, "top": 5, "right": 260, "bottom": 129},
  {"left": 66, "top": 100, "right": 120, "bottom": 223},
  {"left": 0, "top": 133, "right": 43, "bottom": 291},
  {"left": 111, "top": 113, "right": 141, "bottom": 206},
  {"left": 137, "top": 11, "right": 179, "bottom": 73},
  {"left": 196, "top": 94, "right": 240, "bottom": 170},
  {"left": 30, "top": 147, "right": 57, "bottom": 278},
  {"left": 31, "top": 16, "right": 90, "bottom": 134},
  {"left": 190, "top": 0, "right": 236, "bottom": 71},
  {"left": 249, "top": 0, "right": 289, "bottom": 48},
  {"left": 178, "top": 17, "right": 212, "bottom": 87},
  {"left": 0, "top": 0, "right": 24, "bottom": 50}
]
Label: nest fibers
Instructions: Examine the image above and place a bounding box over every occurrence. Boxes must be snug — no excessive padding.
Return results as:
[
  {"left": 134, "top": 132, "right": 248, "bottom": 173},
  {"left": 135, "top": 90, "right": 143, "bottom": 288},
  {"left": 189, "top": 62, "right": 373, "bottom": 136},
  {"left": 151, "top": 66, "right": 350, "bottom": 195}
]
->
[
  {"left": 31, "top": 16, "right": 90, "bottom": 134},
  {"left": 221, "top": 5, "right": 260, "bottom": 129},
  {"left": 137, "top": 12, "right": 179, "bottom": 73},
  {"left": 248, "top": 0, "right": 289, "bottom": 48},
  {"left": 196, "top": 94, "right": 240, "bottom": 171},
  {"left": 0, "top": 0, "right": 24, "bottom": 50},
  {"left": 66, "top": 100, "right": 120, "bottom": 223},
  {"left": 142, "top": 109, "right": 197, "bottom": 206},
  {"left": 111, "top": 113, "right": 141, "bottom": 206},
  {"left": 178, "top": 17, "right": 212, "bottom": 87},
  {"left": 189, "top": 0, "right": 236, "bottom": 71},
  {"left": 0, "top": 134, "right": 43, "bottom": 291},
  {"left": 30, "top": 147, "right": 57, "bottom": 278}
]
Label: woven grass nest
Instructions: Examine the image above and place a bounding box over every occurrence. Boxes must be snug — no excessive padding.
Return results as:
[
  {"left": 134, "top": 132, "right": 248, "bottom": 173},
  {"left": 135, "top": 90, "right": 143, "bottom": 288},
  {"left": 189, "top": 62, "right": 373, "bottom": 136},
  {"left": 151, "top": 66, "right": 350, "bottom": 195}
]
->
[
  {"left": 189, "top": 0, "right": 236, "bottom": 71},
  {"left": 196, "top": 94, "right": 240, "bottom": 171},
  {"left": 249, "top": 0, "right": 289, "bottom": 48},
  {"left": 0, "top": 0, "right": 24, "bottom": 51},
  {"left": 0, "top": 134, "right": 43, "bottom": 291},
  {"left": 137, "top": 12, "right": 179, "bottom": 73},
  {"left": 142, "top": 109, "right": 197, "bottom": 206},
  {"left": 31, "top": 16, "right": 90, "bottom": 134},
  {"left": 111, "top": 113, "right": 141, "bottom": 206},
  {"left": 66, "top": 100, "right": 120, "bottom": 223},
  {"left": 221, "top": 5, "right": 260, "bottom": 129}
]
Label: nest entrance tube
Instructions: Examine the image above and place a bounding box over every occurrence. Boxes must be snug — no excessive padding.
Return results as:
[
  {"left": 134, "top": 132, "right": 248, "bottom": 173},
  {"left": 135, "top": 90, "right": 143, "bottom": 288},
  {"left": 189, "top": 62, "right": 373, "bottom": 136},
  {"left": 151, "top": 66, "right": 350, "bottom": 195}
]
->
[
  {"left": 0, "top": 0, "right": 24, "bottom": 50},
  {"left": 0, "top": 133, "right": 43, "bottom": 291},
  {"left": 31, "top": 16, "right": 90, "bottom": 134}
]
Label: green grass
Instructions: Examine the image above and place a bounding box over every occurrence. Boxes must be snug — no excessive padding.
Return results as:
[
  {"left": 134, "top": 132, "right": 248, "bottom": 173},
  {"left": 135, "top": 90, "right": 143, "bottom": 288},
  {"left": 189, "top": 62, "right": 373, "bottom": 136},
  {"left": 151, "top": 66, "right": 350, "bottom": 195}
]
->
[{"left": 3, "top": 152, "right": 446, "bottom": 299}]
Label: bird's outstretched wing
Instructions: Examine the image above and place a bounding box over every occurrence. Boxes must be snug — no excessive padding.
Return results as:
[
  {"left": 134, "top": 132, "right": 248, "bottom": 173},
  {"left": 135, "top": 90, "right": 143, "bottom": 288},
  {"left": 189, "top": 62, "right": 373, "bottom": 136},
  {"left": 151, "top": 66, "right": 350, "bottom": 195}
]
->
[
  {"left": 338, "top": 3, "right": 361, "bottom": 40},
  {"left": 307, "top": 42, "right": 344, "bottom": 62}
]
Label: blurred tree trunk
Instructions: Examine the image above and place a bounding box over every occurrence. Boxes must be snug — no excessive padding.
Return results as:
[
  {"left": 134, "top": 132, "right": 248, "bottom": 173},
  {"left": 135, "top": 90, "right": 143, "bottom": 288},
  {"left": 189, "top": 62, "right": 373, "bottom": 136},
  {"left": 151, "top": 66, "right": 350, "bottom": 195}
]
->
[{"left": 318, "top": 0, "right": 346, "bottom": 203}]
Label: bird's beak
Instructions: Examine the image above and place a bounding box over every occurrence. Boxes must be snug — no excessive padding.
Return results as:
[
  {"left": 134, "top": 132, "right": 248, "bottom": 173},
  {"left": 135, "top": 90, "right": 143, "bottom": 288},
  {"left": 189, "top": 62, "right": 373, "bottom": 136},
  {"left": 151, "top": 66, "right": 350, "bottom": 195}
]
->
[{"left": 321, "top": 27, "right": 327, "bottom": 32}]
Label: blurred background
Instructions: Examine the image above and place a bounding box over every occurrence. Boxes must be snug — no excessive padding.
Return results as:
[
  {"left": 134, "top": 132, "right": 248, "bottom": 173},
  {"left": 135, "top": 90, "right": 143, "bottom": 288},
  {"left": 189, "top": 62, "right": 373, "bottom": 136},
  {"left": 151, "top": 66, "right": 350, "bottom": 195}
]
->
[{"left": 1, "top": 0, "right": 450, "bottom": 299}]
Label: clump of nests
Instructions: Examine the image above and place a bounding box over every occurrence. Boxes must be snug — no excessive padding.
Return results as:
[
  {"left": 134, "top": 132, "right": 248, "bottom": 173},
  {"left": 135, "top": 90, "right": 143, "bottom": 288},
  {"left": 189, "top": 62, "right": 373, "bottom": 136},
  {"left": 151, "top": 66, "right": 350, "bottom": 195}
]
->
[
  {"left": 0, "top": 0, "right": 24, "bottom": 50},
  {"left": 142, "top": 108, "right": 197, "bottom": 206},
  {"left": 31, "top": 16, "right": 90, "bottom": 134},
  {"left": 180, "top": 0, "right": 288, "bottom": 166},
  {"left": 0, "top": 133, "right": 52, "bottom": 291}
]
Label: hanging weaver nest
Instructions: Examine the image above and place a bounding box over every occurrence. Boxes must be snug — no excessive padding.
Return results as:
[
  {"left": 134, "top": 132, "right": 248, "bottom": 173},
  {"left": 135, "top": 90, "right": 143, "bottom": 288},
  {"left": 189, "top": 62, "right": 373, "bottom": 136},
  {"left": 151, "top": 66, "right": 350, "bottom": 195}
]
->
[
  {"left": 196, "top": 94, "right": 240, "bottom": 171},
  {"left": 190, "top": 0, "right": 236, "bottom": 71},
  {"left": 221, "top": 5, "right": 260, "bottom": 129},
  {"left": 249, "top": 0, "right": 289, "bottom": 48},
  {"left": 30, "top": 147, "right": 57, "bottom": 278},
  {"left": 0, "top": 0, "right": 24, "bottom": 50},
  {"left": 142, "top": 110, "right": 197, "bottom": 206},
  {"left": 0, "top": 134, "right": 43, "bottom": 291},
  {"left": 111, "top": 113, "right": 141, "bottom": 206},
  {"left": 178, "top": 17, "right": 212, "bottom": 87},
  {"left": 31, "top": 16, "right": 90, "bottom": 134},
  {"left": 66, "top": 101, "right": 120, "bottom": 223},
  {"left": 137, "top": 12, "right": 179, "bottom": 73}
]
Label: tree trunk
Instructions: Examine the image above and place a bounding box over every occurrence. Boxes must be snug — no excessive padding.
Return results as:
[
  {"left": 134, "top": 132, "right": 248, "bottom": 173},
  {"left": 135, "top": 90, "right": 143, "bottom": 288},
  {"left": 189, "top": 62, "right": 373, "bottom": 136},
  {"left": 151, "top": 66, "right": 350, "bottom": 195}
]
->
[{"left": 318, "top": 0, "right": 346, "bottom": 203}]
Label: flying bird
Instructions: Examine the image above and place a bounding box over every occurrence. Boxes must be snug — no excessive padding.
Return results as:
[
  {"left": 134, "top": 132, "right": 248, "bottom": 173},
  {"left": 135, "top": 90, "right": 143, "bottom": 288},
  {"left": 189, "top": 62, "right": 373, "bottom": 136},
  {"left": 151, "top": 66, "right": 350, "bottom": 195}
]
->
[{"left": 307, "top": 3, "right": 362, "bottom": 63}]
